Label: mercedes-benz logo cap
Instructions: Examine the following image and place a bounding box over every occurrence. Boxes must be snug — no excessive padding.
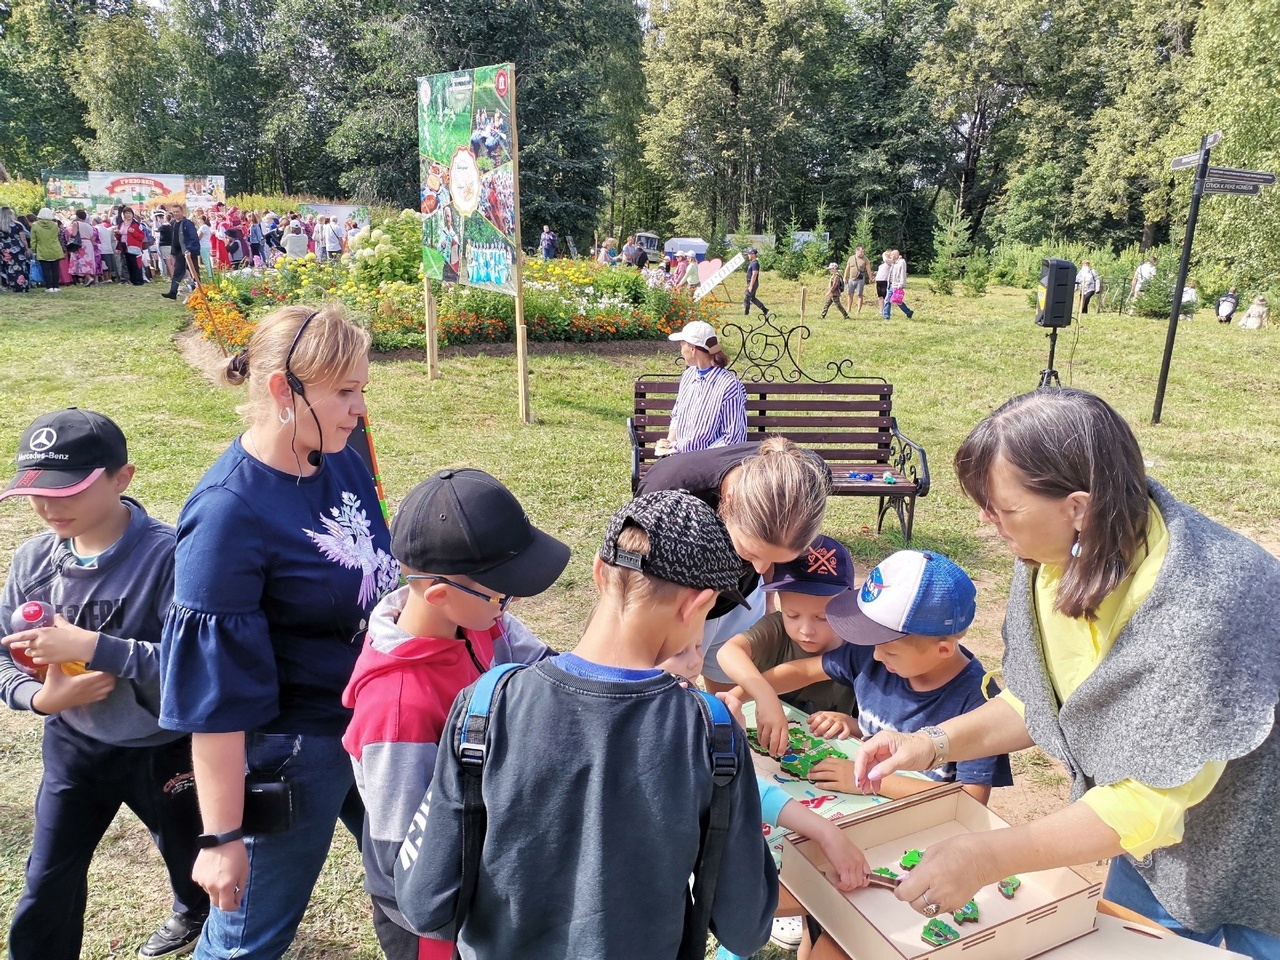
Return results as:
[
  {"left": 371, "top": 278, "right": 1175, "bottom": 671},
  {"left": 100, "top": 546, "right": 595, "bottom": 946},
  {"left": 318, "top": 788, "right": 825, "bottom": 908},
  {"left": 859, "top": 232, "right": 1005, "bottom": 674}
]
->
[
  {"left": 1, "top": 408, "right": 128, "bottom": 501},
  {"left": 390, "top": 467, "right": 570, "bottom": 597}
]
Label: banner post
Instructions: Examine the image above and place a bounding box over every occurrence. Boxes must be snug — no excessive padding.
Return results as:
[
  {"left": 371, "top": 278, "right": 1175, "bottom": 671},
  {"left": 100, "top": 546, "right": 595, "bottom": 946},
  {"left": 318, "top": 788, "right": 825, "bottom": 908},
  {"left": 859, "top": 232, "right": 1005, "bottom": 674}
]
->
[
  {"left": 423, "top": 276, "right": 440, "bottom": 380},
  {"left": 510, "top": 72, "right": 532, "bottom": 424}
]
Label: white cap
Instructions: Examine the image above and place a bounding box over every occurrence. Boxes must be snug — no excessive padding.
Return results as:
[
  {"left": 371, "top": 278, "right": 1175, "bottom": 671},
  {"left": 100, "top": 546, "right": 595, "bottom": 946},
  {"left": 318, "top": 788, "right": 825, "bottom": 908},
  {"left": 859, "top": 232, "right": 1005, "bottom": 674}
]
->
[
  {"left": 827, "top": 550, "right": 976, "bottom": 645},
  {"left": 828, "top": 262, "right": 838, "bottom": 270},
  {"left": 668, "top": 321, "right": 718, "bottom": 350}
]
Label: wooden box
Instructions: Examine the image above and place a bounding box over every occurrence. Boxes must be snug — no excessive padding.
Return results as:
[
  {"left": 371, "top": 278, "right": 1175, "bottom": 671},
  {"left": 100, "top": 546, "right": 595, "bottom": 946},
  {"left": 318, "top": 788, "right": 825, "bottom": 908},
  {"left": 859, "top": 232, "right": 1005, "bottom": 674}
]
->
[
  {"left": 1048, "top": 914, "right": 1247, "bottom": 959},
  {"left": 780, "top": 783, "right": 1102, "bottom": 960}
]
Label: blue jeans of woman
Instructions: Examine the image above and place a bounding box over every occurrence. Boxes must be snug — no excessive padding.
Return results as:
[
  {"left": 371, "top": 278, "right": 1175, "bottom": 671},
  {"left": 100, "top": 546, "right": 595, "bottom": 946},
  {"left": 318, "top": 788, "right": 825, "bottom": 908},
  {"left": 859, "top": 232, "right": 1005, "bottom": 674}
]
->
[
  {"left": 194, "top": 732, "right": 364, "bottom": 960},
  {"left": 1105, "top": 855, "right": 1280, "bottom": 960}
]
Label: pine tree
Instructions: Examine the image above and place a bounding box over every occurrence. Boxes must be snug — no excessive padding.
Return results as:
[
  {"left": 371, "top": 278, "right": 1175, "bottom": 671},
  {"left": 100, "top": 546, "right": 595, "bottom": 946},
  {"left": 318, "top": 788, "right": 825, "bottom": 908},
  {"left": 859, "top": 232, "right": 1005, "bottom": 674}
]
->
[{"left": 929, "top": 201, "right": 971, "bottom": 296}]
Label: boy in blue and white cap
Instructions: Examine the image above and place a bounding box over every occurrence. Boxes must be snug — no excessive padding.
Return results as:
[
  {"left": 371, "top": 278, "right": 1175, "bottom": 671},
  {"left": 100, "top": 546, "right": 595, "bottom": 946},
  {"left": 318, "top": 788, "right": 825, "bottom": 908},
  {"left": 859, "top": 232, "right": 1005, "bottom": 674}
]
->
[{"left": 729, "top": 549, "right": 1013, "bottom": 805}]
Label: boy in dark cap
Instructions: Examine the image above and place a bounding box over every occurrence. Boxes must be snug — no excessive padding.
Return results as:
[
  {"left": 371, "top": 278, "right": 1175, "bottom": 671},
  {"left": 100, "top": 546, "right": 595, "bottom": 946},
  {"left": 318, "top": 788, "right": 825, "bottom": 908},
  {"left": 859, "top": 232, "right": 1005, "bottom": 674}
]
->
[
  {"left": 343, "top": 468, "right": 570, "bottom": 960},
  {"left": 0, "top": 408, "right": 208, "bottom": 959},
  {"left": 395, "top": 490, "right": 778, "bottom": 959}
]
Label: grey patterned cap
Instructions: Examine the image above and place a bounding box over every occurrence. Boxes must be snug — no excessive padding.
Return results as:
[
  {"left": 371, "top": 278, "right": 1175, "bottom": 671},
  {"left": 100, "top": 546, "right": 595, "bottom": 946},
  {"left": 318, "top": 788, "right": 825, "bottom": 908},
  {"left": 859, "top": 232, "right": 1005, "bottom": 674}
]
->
[{"left": 599, "top": 490, "right": 751, "bottom": 609}]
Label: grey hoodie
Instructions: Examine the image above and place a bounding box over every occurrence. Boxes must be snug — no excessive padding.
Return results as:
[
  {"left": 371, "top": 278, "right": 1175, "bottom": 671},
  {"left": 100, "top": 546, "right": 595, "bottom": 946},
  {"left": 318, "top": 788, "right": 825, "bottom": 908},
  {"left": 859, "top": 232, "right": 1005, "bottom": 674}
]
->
[{"left": 0, "top": 498, "right": 180, "bottom": 747}]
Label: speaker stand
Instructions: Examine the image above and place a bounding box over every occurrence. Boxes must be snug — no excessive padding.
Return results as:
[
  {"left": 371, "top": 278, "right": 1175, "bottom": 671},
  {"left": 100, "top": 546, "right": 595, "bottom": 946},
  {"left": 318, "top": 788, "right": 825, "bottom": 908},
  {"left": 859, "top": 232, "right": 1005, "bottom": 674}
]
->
[{"left": 1038, "top": 327, "right": 1062, "bottom": 388}]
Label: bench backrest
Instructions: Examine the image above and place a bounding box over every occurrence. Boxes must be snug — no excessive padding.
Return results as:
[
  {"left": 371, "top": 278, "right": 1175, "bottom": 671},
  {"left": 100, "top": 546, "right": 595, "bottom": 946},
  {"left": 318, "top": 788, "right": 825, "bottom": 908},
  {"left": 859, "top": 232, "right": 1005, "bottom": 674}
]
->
[{"left": 632, "top": 376, "right": 896, "bottom": 466}]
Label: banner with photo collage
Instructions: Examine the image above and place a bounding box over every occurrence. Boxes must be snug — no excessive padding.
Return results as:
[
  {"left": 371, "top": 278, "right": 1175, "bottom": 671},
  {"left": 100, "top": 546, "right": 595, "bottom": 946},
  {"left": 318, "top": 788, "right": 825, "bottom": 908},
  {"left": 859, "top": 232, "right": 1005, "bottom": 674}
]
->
[
  {"left": 43, "top": 171, "right": 225, "bottom": 212},
  {"left": 418, "top": 63, "right": 518, "bottom": 295}
]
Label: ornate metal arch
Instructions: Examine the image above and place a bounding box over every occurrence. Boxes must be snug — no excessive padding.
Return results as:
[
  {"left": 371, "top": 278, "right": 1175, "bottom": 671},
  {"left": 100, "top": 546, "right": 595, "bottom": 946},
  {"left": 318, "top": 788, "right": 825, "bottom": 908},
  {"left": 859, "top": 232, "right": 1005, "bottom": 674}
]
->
[{"left": 721, "top": 315, "right": 856, "bottom": 383}]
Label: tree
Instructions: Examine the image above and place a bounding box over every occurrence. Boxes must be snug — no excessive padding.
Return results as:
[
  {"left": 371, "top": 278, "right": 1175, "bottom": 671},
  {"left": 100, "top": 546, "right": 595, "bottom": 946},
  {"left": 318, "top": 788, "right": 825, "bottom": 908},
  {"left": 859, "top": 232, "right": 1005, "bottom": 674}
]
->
[
  {"left": 1172, "top": 0, "right": 1280, "bottom": 288},
  {"left": 929, "top": 201, "right": 971, "bottom": 295},
  {"left": 988, "top": 162, "right": 1064, "bottom": 245}
]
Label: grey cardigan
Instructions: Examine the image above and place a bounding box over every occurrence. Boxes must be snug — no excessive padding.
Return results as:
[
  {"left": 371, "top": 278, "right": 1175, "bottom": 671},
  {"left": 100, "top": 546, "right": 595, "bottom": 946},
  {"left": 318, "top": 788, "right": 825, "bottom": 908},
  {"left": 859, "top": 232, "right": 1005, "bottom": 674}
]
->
[{"left": 1002, "top": 480, "right": 1280, "bottom": 937}]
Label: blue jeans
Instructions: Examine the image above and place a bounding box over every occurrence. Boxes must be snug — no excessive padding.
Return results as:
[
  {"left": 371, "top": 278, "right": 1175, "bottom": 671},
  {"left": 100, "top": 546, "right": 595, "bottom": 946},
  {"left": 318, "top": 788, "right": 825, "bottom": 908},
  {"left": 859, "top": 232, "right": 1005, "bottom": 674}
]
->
[
  {"left": 882, "top": 295, "right": 913, "bottom": 319},
  {"left": 1105, "top": 855, "right": 1280, "bottom": 960},
  {"left": 195, "top": 732, "right": 363, "bottom": 960}
]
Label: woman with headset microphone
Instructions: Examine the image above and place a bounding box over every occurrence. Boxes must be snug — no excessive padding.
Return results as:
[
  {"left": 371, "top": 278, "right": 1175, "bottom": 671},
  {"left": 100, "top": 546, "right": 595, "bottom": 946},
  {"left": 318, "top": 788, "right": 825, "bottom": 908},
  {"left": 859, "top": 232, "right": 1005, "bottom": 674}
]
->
[{"left": 159, "top": 306, "right": 401, "bottom": 959}]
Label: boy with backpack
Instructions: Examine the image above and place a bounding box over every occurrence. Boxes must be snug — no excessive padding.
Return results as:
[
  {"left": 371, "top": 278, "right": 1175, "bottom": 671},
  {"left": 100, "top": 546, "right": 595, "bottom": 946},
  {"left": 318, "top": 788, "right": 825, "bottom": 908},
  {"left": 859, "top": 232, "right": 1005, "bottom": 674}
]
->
[
  {"left": 342, "top": 468, "right": 570, "bottom": 960},
  {"left": 0, "top": 409, "right": 208, "bottom": 959},
  {"left": 395, "top": 490, "right": 778, "bottom": 959}
]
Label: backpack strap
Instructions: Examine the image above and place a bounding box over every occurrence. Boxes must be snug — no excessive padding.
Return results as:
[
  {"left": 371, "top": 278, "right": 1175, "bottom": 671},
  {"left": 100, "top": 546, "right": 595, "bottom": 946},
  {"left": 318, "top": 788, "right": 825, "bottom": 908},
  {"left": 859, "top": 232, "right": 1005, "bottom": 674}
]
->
[
  {"left": 678, "top": 688, "right": 740, "bottom": 960},
  {"left": 451, "top": 661, "right": 527, "bottom": 958}
]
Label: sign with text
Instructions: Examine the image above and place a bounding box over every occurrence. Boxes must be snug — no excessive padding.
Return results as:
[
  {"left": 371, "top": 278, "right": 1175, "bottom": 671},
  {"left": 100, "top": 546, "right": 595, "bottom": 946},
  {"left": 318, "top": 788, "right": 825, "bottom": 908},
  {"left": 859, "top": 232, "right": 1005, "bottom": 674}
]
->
[
  {"left": 418, "top": 63, "right": 517, "bottom": 294},
  {"left": 1205, "top": 180, "right": 1262, "bottom": 196},
  {"left": 1170, "top": 152, "right": 1202, "bottom": 171},
  {"left": 1206, "top": 166, "right": 1277, "bottom": 186},
  {"left": 694, "top": 252, "right": 745, "bottom": 302}
]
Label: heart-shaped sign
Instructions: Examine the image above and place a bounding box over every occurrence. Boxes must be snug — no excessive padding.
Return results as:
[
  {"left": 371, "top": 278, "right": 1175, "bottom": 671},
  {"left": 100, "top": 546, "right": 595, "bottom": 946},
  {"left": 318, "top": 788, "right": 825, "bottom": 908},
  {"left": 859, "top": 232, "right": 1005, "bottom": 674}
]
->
[{"left": 697, "top": 259, "right": 723, "bottom": 285}]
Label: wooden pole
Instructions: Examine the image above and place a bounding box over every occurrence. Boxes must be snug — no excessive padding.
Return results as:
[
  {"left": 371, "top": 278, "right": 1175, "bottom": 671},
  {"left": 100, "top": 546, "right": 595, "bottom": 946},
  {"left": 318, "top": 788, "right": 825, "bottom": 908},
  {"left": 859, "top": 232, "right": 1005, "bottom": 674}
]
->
[
  {"left": 509, "top": 66, "right": 532, "bottom": 424},
  {"left": 423, "top": 276, "right": 440, "bottom": 381}
]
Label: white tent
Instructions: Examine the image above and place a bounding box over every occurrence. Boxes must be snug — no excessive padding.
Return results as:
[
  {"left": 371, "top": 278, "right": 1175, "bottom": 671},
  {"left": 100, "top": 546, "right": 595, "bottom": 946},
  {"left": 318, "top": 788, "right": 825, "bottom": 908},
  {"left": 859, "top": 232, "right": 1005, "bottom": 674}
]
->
[{"left": 663, "top": 236, "right": 709, "bottom": 260}]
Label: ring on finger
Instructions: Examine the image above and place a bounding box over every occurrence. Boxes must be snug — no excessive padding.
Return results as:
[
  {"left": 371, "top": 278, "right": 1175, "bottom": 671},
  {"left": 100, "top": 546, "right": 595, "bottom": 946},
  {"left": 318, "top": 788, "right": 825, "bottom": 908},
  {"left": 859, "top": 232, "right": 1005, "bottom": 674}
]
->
[{"left": 924, "top": 901, "right": 941, "bottom": 918}]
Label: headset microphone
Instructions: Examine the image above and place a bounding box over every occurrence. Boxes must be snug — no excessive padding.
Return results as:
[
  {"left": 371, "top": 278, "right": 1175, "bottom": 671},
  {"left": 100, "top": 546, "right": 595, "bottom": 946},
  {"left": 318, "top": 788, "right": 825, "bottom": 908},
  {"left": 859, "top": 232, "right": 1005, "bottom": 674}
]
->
[{"left": 284, "top": 311, "right": 326, "bottom": 471}]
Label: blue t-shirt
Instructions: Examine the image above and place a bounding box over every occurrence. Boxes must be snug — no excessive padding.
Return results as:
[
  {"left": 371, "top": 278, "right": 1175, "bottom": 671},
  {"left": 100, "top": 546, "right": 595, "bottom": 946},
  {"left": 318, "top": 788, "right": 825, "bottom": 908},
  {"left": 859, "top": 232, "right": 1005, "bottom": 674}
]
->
[
  {"left": 745, "top": 259, "right": 760, "bottom": 291},
  {"left": 160, "top": 440, "right": 399, "bottom": 736},
  {"left": 821, "top": 644, "right": 1013, "bottom": 787}
]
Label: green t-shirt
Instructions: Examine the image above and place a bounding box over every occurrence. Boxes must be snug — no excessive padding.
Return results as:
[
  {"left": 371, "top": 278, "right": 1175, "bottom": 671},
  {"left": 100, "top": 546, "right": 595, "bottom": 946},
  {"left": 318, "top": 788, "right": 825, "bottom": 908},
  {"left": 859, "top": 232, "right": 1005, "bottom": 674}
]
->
[{"left": 745, "top": 612, "right": 858, "bottom": 718}]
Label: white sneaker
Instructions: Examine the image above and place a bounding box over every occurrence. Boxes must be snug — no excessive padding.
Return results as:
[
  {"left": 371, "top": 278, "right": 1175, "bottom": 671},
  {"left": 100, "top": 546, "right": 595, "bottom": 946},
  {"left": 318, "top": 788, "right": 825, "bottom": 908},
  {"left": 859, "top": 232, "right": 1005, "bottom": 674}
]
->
[
  {"left": 770, "top": 915, "right": 804, "bottom": 950},
  {"left": 46, "top": 287, "right": 56, "bottom": 294}
]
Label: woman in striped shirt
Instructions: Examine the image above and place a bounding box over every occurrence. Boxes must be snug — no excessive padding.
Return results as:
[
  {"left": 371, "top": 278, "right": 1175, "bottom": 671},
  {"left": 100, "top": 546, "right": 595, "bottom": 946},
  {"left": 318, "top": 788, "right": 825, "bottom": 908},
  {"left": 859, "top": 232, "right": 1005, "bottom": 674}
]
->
[{"left": 657, "top": 321, "right": 748, "bottom": 456}]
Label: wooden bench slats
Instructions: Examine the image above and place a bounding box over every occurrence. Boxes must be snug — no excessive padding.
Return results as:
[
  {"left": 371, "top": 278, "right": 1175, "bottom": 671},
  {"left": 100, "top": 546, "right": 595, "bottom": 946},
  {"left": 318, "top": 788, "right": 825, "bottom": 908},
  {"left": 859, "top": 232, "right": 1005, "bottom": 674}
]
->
[
  {"left": 637, "top": 397, "right": 895, "bottom": 413},
  {"left": 637, "top": 381, "right": 894, "bottom": 398},
  {"left": 629, "top": 373, "right": 926, "bottom": 541}
]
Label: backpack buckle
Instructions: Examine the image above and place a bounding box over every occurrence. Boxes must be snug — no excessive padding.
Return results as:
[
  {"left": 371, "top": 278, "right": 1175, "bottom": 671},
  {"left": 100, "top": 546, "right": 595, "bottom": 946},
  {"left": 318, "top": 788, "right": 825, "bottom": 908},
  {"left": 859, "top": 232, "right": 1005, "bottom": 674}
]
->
[
  {"left": 458, "top": 739, "right": 487, "bottom": 771},
  {"left": 710, "top": 750, "right": 738, "bottom": 787}
]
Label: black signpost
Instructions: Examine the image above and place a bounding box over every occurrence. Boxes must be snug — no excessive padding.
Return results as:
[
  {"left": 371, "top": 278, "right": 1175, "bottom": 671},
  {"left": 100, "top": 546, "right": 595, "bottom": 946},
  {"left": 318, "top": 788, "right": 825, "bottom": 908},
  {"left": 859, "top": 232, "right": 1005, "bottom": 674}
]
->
[{"left": 1152, "top": 133, "right": 1275, "bottom": 424}]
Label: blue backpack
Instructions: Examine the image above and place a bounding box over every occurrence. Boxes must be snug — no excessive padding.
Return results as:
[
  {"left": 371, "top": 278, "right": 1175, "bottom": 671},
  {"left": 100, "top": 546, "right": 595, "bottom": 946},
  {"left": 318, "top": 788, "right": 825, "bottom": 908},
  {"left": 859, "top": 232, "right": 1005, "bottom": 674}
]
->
[
  {"left": 451, "top": 662, "right": 739, "bottom": 960},
  {"left": 140, "top": 220, "right": 154, "bottom": 246}
]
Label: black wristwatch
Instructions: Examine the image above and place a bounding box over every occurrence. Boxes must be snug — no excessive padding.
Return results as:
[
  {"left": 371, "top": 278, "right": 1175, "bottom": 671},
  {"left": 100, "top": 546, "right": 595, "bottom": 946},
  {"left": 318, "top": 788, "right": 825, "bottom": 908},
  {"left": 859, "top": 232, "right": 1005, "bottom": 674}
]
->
[{"left": 196, "top": 827, "right": 245, "bottom": 849}]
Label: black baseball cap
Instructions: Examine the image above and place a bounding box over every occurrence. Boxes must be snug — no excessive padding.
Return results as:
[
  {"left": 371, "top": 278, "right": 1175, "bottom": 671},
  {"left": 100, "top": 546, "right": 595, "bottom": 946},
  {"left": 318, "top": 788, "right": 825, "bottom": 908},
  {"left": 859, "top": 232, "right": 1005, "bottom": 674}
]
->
[
  {"left": 760, "top": 534, "right": 854, "bottom": 597},
  {"left": 390, "top": 468, "right": 570, "bottom": 596},
  {"left": 599, "top": 490, "right": 750, "bottom": 609},
  {"left": 1, "top": 408, "right": 128, "bottom": 502}
]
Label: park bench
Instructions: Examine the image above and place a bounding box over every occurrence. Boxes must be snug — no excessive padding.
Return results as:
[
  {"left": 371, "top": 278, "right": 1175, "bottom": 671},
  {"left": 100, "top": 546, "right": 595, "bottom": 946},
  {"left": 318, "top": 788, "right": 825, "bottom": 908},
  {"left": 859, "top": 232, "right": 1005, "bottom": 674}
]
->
[{"left": 626, "top": 318, "right": 931, "bottom": 542}]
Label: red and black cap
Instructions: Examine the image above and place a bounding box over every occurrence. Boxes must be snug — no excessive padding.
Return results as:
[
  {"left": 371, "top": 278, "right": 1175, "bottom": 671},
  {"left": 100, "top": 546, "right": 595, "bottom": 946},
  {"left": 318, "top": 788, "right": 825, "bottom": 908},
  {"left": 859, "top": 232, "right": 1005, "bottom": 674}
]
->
[{"left": 1, "top": 409, "right": 128, "bottom": 502}]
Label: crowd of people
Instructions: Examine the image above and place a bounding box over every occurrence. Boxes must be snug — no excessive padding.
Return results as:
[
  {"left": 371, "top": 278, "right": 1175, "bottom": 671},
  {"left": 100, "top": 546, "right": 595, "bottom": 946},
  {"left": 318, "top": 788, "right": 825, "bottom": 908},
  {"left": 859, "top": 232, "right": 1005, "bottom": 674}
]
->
[
  {"left": 0, "top": 203, "right": 358, "bottom": 299},
  {"left": 1, "top": 295, "right": 1278, "bottom": 960}
]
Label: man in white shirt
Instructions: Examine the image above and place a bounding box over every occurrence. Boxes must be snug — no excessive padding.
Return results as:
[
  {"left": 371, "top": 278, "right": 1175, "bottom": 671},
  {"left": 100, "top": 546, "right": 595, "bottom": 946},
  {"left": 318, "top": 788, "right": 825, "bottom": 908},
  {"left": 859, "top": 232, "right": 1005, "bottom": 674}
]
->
[{"left": 1131, "top": 255, "right": 1157, "bottom": 300}]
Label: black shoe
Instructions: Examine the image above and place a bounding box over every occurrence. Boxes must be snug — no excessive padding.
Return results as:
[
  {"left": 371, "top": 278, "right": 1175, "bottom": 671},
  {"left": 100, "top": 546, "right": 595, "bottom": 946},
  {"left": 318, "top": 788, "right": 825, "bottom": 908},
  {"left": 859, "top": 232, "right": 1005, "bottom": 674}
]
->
[
  {"left": 138, "top": 911, "right": 204, "bottom": 958},
  {"left": 161, "top": 291, "right": 178, "bottom": 300}
]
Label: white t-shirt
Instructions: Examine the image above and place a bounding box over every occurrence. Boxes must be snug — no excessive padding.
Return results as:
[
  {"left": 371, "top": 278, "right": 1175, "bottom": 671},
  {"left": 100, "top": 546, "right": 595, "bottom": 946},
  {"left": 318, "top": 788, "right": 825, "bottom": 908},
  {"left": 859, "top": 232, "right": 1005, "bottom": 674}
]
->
[
  {"left": 875, "top": 262, "right": 890, "bottom": 281},
  {"left": 95, "top": 223, "right": 115, "bottom": 249},
  {"left": 283, "top": 231, "right": 310, "bottom": 258},
  {"left": 1135, "top": 262, "right": 1157, "bottom": 288},
  {"left": 326, "top": 222, "right": 345, "bottom": 252}
]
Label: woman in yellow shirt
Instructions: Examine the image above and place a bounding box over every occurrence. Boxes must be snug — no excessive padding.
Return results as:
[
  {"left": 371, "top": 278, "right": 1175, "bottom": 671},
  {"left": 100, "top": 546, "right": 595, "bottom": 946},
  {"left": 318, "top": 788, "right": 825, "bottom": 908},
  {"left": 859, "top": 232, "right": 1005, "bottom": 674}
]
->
[{"left": 853, "top": 388, "right": 1280, "bottom": 959}]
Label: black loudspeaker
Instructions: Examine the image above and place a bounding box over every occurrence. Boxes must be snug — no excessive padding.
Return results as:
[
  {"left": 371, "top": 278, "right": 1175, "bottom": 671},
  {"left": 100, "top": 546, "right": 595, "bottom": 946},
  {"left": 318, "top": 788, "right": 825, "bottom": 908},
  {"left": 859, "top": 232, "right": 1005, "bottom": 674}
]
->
[{"left": 1035, "top": 258, "right": 1076, "bottom": 328}]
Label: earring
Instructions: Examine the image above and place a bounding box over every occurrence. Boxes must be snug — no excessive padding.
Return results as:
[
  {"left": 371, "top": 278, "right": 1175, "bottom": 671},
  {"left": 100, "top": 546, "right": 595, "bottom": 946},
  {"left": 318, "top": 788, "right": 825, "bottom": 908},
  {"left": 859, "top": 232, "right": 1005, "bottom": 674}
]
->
[
  {"left": 1070, "top": 537, "right": 1081, "bottom": 558},
  {"left": 278, "top": 407, "right": 293, "bottom": 425}
]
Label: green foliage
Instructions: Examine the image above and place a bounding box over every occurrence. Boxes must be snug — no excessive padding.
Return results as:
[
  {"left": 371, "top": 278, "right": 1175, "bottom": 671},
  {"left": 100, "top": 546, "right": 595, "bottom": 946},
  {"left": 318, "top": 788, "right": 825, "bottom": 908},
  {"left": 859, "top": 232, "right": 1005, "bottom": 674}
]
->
[
  {"left": 347, "top": 211, "right": 424, "bottom": 287},
  {"left": 961, "top": 249, "right": 990, "bottom": 297},
  {"left": 775, "top": 217, "right": 807, "bottom": 281},
  {"left": 929, "top": 202, "right": 971, "bottom": 295},
  {"left": 802, "top": 200, "right": 834, "bottom": 274},
  {"left": 0, "top": 180, "right": 47, "bottom": 216},
  {"left": 989, "top": 163, "right": 1064, "bottom": 246}
]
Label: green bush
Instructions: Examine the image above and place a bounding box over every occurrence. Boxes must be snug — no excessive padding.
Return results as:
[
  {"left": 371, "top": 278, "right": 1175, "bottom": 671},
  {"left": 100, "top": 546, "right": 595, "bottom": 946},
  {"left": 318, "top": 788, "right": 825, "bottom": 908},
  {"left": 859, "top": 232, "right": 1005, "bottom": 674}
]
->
[
  {"left": 961, "top": 249, "right": 990, "bottom": 297},
  {"left": 0, "top": 180, "right": 47, "bottom": 216}
]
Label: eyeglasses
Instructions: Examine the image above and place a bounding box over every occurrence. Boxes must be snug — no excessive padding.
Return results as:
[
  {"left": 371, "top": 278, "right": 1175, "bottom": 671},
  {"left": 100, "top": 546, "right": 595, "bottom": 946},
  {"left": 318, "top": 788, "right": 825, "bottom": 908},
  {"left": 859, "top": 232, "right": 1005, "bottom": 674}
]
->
[{"left": 405, "top": 575, "right": 514, "bottom": 611}]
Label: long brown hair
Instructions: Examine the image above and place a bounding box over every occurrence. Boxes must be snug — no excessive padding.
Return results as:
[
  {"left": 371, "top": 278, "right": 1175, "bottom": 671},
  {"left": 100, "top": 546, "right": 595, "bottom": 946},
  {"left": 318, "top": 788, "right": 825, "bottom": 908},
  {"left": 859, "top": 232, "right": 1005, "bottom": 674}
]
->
[
  {"left": 954, "top": 388, "right": 1149, "bottom": 620},
  {"left": 721, "top": 436, "right": 831, "bottom": 555}
]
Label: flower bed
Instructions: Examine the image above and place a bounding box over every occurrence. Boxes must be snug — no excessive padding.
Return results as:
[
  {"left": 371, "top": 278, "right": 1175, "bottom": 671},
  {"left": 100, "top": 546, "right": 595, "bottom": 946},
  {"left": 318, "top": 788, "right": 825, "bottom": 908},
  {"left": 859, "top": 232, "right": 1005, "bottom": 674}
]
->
[{"left": 188, "top": 210, "right": 717, "bottom": 354}]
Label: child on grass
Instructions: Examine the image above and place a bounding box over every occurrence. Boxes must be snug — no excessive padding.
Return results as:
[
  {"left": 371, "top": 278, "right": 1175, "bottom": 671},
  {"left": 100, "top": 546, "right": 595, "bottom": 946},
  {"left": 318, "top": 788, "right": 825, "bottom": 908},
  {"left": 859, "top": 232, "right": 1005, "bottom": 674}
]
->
[
  {"left": 730, "top": 549, "right": 1013, "bottom": 805},
  {"left": 716, "top": 534, "right": 859, "bottom": 757},
  {"left": 395, "top": 490, "right": 778, "bottom": 959},
  {"left": 0, "top": 408, "right": 208, "bottom": 960},
  {"left": 342, "top": 468, "right": 570, "bottom": 960}
]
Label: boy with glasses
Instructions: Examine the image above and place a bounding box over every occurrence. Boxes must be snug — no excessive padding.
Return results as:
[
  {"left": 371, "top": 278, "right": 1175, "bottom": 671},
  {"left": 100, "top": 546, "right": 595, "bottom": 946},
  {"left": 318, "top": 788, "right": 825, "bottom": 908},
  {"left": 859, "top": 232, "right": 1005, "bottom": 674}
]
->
[{"left": 342, "top": 467, "right": 569, "bottom": 960}]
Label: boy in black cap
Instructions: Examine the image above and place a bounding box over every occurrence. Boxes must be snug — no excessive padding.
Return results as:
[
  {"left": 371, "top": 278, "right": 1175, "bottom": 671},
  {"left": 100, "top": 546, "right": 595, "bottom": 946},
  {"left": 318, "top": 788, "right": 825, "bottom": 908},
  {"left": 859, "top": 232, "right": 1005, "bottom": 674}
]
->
[
  {"left": 342, "top": 467, "right": 570, "bottom": 960},
  {"left": 0, "top": 408, "right": 208, "bottom": 960},
  {"left": 395, "top": 490, "right": 777, "bottom": 959}
]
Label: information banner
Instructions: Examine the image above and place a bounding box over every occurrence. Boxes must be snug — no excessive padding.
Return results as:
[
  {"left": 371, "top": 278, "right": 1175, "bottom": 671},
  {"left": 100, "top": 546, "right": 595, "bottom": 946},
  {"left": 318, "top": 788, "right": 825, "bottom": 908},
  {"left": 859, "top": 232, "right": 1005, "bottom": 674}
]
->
[
  {"left": 184, "top": 176, "right": 227, "bottom": 209},
  {"left": 418, "top": 62, "right": 518, "bottom": 294},
  {"left": 43, "top": 170, "right": 191, "bottom": 212}
]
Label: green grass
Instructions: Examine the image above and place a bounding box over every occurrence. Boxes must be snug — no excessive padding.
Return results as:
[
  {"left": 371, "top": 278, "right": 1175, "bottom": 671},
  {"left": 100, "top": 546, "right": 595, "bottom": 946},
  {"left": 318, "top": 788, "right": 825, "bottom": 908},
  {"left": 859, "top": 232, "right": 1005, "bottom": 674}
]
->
[{"left": 0, "top": 275, "right": 1278, "bottom": 957}]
